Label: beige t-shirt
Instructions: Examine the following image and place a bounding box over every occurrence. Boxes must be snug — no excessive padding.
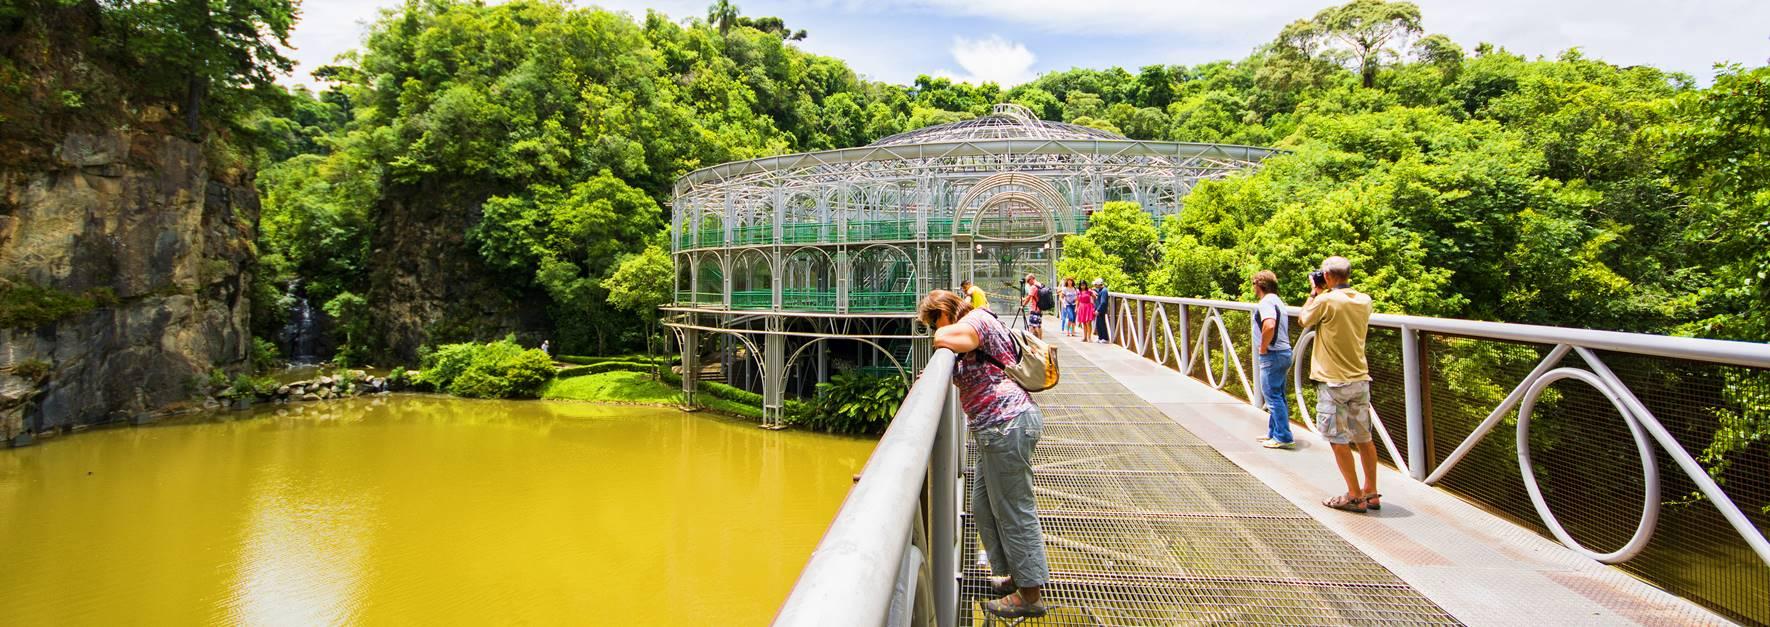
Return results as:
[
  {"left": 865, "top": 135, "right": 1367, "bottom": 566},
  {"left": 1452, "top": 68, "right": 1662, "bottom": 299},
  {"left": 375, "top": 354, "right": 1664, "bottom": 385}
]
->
[{"left": 1299, "top": 287, "right": 1373, "bottom": 384}]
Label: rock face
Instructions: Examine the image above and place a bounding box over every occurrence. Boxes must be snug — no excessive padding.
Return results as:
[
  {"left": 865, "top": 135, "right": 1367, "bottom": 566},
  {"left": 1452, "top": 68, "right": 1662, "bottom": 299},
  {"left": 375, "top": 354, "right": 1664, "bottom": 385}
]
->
[
  {"left": 0, "top": 130, "right": 256, "bottom": 441},
  {"left": 369, "top": 180, "right": 546, "bottom": 363}
]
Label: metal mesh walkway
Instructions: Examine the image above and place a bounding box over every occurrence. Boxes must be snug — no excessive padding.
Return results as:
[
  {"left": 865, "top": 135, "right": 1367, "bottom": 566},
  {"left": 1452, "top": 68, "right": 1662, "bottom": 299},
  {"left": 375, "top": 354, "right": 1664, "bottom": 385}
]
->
[{"left": 959, "top": 355, "right": 1462, "bottom": 625}]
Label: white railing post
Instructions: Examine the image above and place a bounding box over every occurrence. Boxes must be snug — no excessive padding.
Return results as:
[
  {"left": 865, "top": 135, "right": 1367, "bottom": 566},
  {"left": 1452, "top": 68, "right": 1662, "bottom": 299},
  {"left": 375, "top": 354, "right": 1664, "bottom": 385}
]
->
[
  {"left": 1177, "top": 303, "right": 1192, "bottom": 370},
  {"left": 1400, "top": 325, "right": 1428, "bottom": 480}
]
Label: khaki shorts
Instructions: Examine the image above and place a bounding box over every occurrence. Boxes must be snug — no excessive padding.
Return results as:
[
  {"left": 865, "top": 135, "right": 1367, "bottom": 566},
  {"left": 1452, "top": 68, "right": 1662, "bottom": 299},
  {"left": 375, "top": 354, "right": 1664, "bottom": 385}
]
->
[{"left": 1316, "top": 381, "right": 1373, "bottom": 445}]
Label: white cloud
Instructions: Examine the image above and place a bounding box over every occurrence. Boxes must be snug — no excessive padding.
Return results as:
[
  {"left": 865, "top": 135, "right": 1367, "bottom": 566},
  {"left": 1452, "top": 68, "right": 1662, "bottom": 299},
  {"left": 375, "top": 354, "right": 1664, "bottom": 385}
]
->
[
  {"left": 890, "top": 0, "right": 1309, "bottom": 35},
  {"left": 280, "top": 0, "right": 403, "bottom": 87},
  {"left": 865, "top": 0, "right": 1770, "bottom": 82},
  {"left": 937, "top": 35, "right": 1039, "bottom": 86}
]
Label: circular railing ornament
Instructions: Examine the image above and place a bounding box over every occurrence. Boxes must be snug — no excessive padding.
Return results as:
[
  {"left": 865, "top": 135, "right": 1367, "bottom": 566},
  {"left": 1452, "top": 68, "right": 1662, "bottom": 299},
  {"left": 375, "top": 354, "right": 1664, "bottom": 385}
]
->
[
  {"left": 1516, "top": 367, "right": 1661, "bottom": 564},
  {"left": 1192, "top": 309, "right": 1235, "bottom": 390}
]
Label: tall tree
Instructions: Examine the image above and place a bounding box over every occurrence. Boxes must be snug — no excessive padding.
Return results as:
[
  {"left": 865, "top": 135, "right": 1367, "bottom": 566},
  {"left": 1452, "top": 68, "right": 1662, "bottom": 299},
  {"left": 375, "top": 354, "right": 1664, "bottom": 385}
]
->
[
  {"left": 111, "top": 0, "right": 298, "bottom": 135},
  {"left": 1278, "top": 0, "right": 1422, "bottom": 88},
  {"left": 707, "top": 0, "right": 738, "bottom": 36}
]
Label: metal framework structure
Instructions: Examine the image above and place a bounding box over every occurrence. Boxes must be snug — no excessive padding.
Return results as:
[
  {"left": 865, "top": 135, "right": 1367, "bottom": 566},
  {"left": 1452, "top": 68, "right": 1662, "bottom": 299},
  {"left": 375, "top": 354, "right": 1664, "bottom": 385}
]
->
[
  {"left": 1106, "top": 292, "right": 1770, "bottom": 623},
  {"left": 667, "top": 104, "right": 1277, "bottom": 421},
  {"left": 775, "top": 340, "right": 1460, "bottom": 627},
  {"left": 775, "top": 296, "right": 1770, "bottom": 625}
]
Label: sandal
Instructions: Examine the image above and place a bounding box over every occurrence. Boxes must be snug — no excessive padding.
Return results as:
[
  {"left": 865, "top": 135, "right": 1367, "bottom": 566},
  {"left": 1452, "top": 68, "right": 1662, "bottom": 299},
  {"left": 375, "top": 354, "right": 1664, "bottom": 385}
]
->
[
  {"left": 1361, "top": 493, "right": 1383, "bottom": 511},
  {"left": 983, "top": 595, "right": 1048, "bottom": 619},
  {"left": 1323, "top": 494, "right": 1367, "bottom": 513},
  {"left": 987, "top": 576, "right": 1016, "bottom": 596}
]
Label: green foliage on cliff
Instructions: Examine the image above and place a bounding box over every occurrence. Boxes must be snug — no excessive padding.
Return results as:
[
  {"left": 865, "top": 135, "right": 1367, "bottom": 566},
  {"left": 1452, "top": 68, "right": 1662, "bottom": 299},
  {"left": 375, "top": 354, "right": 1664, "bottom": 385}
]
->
[
  {"left": 249, "top": 0, "right": 922, "bottom": 357},
  {"left": 1, "top": 0, "right": 296, "bottom": 144},
  {"left": 0, "top": 279, "right": 106, "bottom": 329},
  {"left": 418, "top": 338, "right": 555, "bottom": 399}
]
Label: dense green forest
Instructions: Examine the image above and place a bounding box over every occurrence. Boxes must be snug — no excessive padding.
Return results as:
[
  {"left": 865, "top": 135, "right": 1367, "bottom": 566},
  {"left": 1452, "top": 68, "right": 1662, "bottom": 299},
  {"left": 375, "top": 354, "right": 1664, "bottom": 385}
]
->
[
  {"left": 13, "top": 0, "right": 1759, "bottom": 352},
  {"left": 234, "top": 0, "right": 1769, "bottom": 362}
]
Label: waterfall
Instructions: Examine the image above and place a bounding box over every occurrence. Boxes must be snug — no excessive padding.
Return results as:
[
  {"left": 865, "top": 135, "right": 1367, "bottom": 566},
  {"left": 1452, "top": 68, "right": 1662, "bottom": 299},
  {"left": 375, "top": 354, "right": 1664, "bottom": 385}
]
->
[{"left": 282, "top": 283, "right": 319, "bottom": 365}]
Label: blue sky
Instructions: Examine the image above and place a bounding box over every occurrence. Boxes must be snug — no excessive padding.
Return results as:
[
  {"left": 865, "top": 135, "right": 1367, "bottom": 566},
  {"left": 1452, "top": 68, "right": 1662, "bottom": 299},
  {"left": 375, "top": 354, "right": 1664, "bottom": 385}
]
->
[{"left": 283, "top": 0, "right": 1770, "bottom": 88}]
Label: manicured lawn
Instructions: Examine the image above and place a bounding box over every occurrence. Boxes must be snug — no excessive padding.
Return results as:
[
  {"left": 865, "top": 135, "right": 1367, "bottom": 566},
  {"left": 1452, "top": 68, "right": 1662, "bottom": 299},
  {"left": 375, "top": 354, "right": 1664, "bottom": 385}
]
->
[{"left": 541, "top": 371, "right": 681, "bottom": 404}]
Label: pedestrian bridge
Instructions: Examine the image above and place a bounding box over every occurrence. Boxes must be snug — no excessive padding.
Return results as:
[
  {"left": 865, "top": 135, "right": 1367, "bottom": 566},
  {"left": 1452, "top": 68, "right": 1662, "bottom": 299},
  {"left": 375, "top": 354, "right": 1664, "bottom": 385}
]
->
[{"left": 772, "top": 295, "right": 1770, "bottom": 626}]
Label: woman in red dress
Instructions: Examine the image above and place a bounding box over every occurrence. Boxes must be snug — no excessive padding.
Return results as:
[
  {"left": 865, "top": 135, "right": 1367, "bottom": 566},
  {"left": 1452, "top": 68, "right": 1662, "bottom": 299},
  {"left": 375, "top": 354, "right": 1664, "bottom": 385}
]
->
[{"left": 1075, "top": 282, "right": 1096, "bottom": 341}]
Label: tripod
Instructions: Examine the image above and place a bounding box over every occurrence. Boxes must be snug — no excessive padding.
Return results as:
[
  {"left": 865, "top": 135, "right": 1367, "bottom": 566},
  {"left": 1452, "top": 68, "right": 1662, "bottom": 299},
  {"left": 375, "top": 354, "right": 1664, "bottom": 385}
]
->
[{"left": 1003, "top": 282, "right": 1026, "bottom": 329}]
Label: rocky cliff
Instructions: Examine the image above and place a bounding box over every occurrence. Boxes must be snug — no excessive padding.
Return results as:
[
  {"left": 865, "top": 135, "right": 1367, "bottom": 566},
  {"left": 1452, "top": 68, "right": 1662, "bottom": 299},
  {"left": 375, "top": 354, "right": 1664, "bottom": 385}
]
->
[
  {"left": 0, "top": 128, "right": 257, "bottom": 443},
  {"left": 368, "top": 179, "right": 546, "bottom": 363}
]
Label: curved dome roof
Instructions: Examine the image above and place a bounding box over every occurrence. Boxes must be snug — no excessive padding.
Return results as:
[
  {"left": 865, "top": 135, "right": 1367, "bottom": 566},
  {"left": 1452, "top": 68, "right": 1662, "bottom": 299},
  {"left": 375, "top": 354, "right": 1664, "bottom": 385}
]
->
[{"left": 868, "top": 103, "right": 1125, "bottom": 146}]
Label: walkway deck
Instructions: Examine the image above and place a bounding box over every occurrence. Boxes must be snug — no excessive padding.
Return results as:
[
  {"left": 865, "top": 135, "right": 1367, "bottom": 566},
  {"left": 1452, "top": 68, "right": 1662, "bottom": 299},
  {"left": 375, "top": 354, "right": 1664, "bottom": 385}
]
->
[{"left": 958, "top": 332, "right": 1731, "bottom": 626}]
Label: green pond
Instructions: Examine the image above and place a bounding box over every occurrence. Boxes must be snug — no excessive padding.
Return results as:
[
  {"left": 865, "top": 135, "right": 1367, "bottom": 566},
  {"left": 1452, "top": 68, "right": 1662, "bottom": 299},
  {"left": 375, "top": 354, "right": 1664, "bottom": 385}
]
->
[{"left": 0, "top": 395, "right": 876, "bottom": 626}]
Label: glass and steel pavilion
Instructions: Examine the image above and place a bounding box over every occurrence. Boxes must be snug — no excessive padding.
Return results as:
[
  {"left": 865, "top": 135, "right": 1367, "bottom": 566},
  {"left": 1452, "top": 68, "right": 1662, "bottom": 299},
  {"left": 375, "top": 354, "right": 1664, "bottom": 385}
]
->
[{"left": 664, "top": 104, "right": 1277, "bottom": 423}]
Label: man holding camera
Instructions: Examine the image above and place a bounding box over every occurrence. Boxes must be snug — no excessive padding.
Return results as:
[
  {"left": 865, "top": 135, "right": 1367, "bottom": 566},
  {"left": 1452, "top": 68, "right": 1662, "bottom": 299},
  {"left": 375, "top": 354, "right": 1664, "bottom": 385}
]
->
[{"left": 1299, "top": 256, "right": 1380, "bottom": 513}]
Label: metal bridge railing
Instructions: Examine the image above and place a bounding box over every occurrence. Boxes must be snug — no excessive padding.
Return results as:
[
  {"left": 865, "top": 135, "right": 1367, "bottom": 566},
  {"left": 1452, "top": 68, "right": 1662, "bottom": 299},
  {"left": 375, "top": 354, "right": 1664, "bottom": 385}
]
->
[
  {"left": 774, "top": 349, "right": 962, "bottom": 627},
  {"left": 1105, "top": 293, "right": 1770, "bottom": 624}
]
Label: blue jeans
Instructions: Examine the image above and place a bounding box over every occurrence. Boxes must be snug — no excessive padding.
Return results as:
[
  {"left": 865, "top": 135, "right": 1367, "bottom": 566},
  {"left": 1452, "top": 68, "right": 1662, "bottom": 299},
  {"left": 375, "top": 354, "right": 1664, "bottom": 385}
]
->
[{"left": 1258, "top": 350, "right": 1293, "bottom": 443}]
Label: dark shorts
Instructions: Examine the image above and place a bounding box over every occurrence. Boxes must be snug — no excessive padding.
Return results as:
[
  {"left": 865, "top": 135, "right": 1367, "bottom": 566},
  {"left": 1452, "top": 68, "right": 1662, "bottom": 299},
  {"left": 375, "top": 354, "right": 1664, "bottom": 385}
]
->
[{"left": 1027, "top": 309, "right": 1043, "bottom": 326}]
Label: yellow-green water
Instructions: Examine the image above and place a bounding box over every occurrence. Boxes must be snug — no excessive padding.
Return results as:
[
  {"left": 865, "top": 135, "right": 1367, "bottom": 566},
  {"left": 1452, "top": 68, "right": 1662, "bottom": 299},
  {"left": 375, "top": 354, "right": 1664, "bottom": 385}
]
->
[{"left": 0, "top": 395, "right": 875, "bottom": 626}]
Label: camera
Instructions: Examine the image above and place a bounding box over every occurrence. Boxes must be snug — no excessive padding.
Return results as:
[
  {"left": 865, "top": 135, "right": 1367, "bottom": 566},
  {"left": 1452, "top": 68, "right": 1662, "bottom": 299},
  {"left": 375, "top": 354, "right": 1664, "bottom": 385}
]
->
[{"left": 1309, "top": 271, "right": 1326, "bottom": 289}]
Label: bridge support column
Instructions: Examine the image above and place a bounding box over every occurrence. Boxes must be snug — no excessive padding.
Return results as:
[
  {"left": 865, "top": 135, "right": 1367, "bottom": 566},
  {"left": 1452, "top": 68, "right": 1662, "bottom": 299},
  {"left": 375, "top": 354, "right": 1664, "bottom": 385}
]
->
[
  {"left": 680, "top": 321, "right": 699, "bottom": 406},
  {"left": 765, "top": 318, "right": 785, "bottom": 426}
]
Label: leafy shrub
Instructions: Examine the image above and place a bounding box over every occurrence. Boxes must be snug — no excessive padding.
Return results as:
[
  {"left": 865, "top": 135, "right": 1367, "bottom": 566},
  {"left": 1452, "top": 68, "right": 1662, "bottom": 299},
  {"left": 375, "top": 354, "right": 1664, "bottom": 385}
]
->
[
  {"left": 700, "top": 380, "right": 763, "bottom": 406},
  {"left": 419, "top": 337, "right": 555, "bottom": 399},
  {"left": 556, "top": 354, "right": 678, "bottom": 366},
  {"left": 542, "top": 370, "right": 681, "bottom": 404},
  {"left": 221, "top": 374, "right": 277, "bottom": 399},
  {"left": 793, "top": 371, "right": 908, "bottom": 435},
  {"left": 224, "top": 374, "right": 256, "bottom": 399},
  {"left": 701, "top": 396, "right": 763, "bottom": 420},
  {"left": 385, "top": 367, "right": 418, "bottom": 390},
  {"left": 250, "top": 337, "right": 281, "bottom": 373},
  {"left": 207, "top": 368, "right": 230, "bottom": 391},
  {"left": 556, "top": 360, "right": 654, "bottom": 378}
]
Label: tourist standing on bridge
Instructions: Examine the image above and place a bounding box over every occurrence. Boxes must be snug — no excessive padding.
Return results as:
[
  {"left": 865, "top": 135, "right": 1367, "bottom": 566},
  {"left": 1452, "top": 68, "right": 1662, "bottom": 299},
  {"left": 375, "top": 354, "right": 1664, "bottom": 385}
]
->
[
  {"left": 1022, "top": 274, "right": 1047, "bottom": 339},
  {"left": 1060, "top": 277, "right": 1079, "bottom": 336},
  {"left": 1253, "top": 271, "right": 1296, "bottom": 450},
  {"left": 919, "top": 290, "right": 1050, "bottom": 619},
  {"left": 1092, "top": 278, "right": 1112, "bottom": 344},
  {"left": 961, "top": 279, "right": 990, "bottom": 312},
  {"left": 1300, "top": 256, "right": 1380, "bottom": 513},
  {"left": 1075, "top": 279, "right": 1096, "bottom": 340}
]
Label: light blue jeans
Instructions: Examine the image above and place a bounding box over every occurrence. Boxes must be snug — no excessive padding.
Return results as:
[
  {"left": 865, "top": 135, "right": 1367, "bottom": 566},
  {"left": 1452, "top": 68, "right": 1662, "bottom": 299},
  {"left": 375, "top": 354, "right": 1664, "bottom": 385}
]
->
[
  {"left": 972, "top": 407, "right": 1049, "bottom": 588},
  {"left": 1258, "top": 350, "right": 1293, "bottom": 443}
]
